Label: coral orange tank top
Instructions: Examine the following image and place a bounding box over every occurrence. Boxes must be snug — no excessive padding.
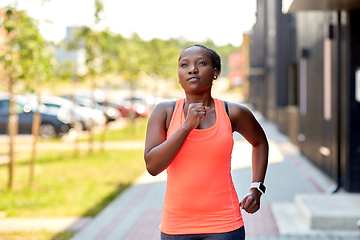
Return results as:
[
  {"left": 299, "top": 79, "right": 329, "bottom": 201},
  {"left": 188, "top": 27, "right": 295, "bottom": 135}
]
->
[{"left": 160, "top": 98, "right": 244, "bottom": 235}]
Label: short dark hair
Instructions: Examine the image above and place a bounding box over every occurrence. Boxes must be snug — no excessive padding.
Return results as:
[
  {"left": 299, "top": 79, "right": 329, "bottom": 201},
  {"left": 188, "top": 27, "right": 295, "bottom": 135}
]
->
[{"left": 179, "top": 44, "right": 221, "bottom": 75}]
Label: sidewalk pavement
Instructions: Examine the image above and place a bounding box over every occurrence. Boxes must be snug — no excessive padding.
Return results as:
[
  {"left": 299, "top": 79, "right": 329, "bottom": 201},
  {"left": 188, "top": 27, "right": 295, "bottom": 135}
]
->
[{"left": 69, "top": 110, "right": 360, "bottom": 240}]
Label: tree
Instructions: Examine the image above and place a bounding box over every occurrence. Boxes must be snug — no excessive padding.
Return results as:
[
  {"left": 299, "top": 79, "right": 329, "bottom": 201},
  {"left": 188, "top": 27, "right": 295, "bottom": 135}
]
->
[
  {"left": 115, "top": 33, "right": 148, "bottom": 120},
  {"left": 0, "top": 6, "right": 54, "bottom": 189},
  {"left": 24, "top": 34, "right": 55, "bottom": 188},
  {"left": 66, "top": 0, "right": 108, "bottom": 153},
  {"left": 145, "top": 38, "right": 180, "bottom": 93}
]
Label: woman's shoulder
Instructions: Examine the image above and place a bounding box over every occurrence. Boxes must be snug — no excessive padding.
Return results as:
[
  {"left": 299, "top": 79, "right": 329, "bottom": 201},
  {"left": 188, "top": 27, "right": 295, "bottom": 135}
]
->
[
  {"left": 220, "top": 100, "right": 252, "bottom": 116},
  {"left": 150, "top": 100, "right": 178, "bottom": 118},
  {"left": 149, "top": 100, "right": 179, "bottom": 130},
  {"left": 153, "top": 100, "right": 177, "bottom": 111},
  {"left": 219, "top": 101, "right": 260, "bottom": 133}
]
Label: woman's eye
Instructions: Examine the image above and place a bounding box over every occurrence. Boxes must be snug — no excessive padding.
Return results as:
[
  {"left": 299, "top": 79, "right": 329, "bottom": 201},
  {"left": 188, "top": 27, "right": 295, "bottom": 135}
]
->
[
  {"left": 199, "top": 62, "right": 206, "bottom": 65},
  {"left": 181, "top": 63, "right": 188, "bottom": 67}
]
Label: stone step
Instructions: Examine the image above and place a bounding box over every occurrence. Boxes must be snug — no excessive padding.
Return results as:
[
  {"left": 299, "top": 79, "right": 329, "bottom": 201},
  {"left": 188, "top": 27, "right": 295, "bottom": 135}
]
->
[{"left": 295, "top": 193, "right": 360, "bottom": 230}]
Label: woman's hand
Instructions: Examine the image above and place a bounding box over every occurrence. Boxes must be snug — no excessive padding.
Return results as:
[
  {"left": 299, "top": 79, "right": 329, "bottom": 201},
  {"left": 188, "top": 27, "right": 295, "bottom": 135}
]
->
[
  {"left": 144, "top": 101, "right": 205, "bottom": 176},
  {"left": 184, "top": 103, "right": 209, "bottom": 129},
  {"left": 240, "top": 189, "right": 262, "bottom": 214}
]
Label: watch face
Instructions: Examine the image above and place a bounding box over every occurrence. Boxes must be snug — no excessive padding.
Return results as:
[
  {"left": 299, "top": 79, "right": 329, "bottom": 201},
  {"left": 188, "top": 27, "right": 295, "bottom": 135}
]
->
[{"left": 259, "top": 183, "right": 266, "bottom": 193}]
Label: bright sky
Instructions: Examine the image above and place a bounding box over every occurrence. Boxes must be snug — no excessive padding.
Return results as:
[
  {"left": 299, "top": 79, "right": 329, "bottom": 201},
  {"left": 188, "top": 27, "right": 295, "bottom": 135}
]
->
[{"left": 1, "top": 0, "right": 257, "bottom": 47}]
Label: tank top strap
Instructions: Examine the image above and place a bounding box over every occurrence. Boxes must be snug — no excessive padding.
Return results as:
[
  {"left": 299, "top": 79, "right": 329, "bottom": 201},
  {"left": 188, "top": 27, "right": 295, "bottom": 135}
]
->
[
  {"left": 214, "top": 98, "right": 233, "bottom": 134},
  {"left": 167, "top": 99, "right": 184, "bottom": 139}
]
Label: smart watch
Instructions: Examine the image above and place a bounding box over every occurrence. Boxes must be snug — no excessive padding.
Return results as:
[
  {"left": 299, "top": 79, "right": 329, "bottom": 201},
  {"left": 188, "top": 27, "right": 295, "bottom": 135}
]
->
[{"left": 250, "top": 182, "right": 266, "bottom": 194}]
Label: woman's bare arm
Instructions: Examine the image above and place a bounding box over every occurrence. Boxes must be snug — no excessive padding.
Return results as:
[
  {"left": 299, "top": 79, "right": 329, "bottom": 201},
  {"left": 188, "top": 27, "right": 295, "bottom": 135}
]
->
[
  {"left": 144, "top": 101, "right": 207, "bottom": 176},
  {"left": 228, "top": 103, "right": 269, "bottom": 213}
]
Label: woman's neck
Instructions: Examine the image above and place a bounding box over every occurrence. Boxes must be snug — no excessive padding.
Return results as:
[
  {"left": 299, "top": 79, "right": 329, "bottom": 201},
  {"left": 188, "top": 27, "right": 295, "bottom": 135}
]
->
[{"left": 184, "top": 93, "right": 214, "bottom": 107}]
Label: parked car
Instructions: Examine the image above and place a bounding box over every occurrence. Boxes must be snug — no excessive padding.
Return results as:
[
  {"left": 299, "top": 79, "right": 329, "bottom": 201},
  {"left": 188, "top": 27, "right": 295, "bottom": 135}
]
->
[
  {"left": 62, "top": 95, "right": 121, "bottom": 123},
  {"left": 40, "top": 96, "right": 106, "bottom": 130},
  {"left": 118, "top": 97, "right": 150, "bottom": 118},
  {"left": 0, "top": 94, "right": 74, "bottom": 139},
  {"left": 97, "top": 100, "right": 139, "bottom": 119}
]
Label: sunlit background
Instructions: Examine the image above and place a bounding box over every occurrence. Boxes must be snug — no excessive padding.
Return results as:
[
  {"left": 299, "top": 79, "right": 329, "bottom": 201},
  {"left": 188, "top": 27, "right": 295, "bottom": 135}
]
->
[{"left": 1, "top": 0, "right": 257, "bottom": 46}]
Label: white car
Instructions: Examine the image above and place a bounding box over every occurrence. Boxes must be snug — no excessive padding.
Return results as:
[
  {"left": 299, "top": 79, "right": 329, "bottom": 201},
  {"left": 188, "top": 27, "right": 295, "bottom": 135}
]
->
[
  {"left": 41, "top": 96, "right": 106, "bottom": 130},
  {"left": 66, "top": 96, "right": 122, "bottom": 123}
]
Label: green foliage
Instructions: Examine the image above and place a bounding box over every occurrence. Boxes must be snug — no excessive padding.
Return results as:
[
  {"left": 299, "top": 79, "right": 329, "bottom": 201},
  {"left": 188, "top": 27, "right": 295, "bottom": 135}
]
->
[
  {"left": 0, "top": 149, "right": 145, "bottom": 217},
  {"left": 116, "top": 33, "right": 148, "bottom": 85},
  {"left": 97, "top": 30, "right": 126, "bottom": 74},
  {"left": 66, "top": 26, "right": 104, "bottom": 79},
  {"left": 0, "top": 6, "right": 55, "bottom": 93},
  {"left": 0, "top": 4, "right": 239, "bottom": 92},
  {"left": 145, "top": 38, "right": 181, "bottom": 81},
  {"left": 94, "top": 0, "right": 104, "bottom": 25},
  {"left": 65, "top": 26, "right": 238, "bottom": 88}
]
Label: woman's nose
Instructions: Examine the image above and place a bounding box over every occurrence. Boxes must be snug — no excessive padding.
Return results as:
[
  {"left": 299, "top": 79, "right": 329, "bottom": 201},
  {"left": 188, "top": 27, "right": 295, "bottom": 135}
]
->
[{"left": 188, "top": 65, "right": 198, "bottom": 74}]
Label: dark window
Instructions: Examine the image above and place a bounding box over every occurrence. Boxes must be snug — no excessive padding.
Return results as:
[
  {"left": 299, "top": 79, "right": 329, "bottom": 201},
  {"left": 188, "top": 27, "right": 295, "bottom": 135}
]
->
[{"left": 288, "top": 63, "right": 298, "bottom": 106}]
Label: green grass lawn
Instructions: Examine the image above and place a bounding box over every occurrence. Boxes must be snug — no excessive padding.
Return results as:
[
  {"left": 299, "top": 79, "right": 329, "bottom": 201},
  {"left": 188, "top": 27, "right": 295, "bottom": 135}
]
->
[
  {"left": 0, "top": 118, "right": 148, "bottom": 240},
  {"left": 0, "top": 230, "right": 74, "bottom": 240},
  {"left": 0, "top": 149, "right": 146, "bottom": 217}
]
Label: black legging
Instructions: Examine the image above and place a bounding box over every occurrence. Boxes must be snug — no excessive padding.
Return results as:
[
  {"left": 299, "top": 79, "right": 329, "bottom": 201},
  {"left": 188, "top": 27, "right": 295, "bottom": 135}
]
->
[{"left": 161, "top": 226, "right": 245, "bottom": 240}]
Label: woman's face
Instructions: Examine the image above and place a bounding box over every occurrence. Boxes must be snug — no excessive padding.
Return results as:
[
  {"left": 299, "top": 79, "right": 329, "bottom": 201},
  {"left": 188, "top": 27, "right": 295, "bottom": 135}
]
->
[{"left": 178, "top": 46, "right": 218, "bottom": 94}]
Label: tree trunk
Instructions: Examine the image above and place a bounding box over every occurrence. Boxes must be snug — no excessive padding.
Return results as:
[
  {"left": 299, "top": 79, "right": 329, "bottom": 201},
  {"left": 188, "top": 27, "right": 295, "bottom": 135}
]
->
[
  {"left": 29, "top": 93, "right": 41, "bottom": 188},
  {"left": 129, "top": 81, "right": 137, "bottom": 123},
  {"left": 70, "top": 95, "right": 79, "bottom": 157},
  {"left": 7, "top": 90, "right": 18, "bottom": 190},
  {"left": 100, "top": 98, "right": 107, "bottom": 152},
  {"left": 88, "top": 83, "right": 96, "bottom": 155}
]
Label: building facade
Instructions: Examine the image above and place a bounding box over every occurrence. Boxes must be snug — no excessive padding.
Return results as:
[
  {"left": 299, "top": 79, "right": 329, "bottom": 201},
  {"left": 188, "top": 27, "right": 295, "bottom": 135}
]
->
[
  {"left": 249, "top": 0, "right": 360, "bottom": 192},
  {"left": 54, "top": 26, "right": 87, "bottom": 77}
]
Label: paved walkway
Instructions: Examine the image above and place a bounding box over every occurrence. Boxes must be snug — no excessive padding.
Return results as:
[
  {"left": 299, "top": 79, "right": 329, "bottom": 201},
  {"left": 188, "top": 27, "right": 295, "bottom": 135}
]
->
[{"left": 69, "top": 111, "right": 360, "bottom": 240}]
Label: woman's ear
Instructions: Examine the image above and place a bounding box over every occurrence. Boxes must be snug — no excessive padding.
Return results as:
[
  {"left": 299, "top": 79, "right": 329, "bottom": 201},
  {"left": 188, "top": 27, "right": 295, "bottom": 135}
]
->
[{"left": 213, "top": 68, "right": 219, "bottom": 79}]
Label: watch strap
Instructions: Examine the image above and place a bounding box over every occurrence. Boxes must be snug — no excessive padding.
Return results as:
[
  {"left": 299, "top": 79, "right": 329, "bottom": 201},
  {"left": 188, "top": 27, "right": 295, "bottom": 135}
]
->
[{"left": 250, "top": 182, "right": 266, "bottom": 194}]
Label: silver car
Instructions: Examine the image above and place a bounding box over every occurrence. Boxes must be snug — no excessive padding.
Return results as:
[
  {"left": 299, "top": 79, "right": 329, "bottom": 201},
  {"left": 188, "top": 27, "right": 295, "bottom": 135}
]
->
[{"left": 40, "top": 96, "right": 106, "bottom": 130}]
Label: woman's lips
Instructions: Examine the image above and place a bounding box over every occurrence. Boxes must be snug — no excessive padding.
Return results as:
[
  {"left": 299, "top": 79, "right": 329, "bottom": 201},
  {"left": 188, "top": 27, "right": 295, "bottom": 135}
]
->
[{"left": 187, "top": 77, "right": 200, "bottom": 82}]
